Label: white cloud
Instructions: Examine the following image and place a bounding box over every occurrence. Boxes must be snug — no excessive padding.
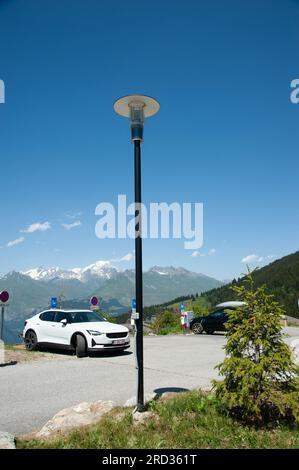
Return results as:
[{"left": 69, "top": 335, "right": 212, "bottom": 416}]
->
[
  {"left": 62, "top": 220, "right": 81, "bottom": 230},
  {"left": 191, "top": 248, "right": 216, "bottom": 258},
  {"left": 241, "top": 254, "right": 263, "bottom": 264},
  {"left": 111, "top": 252, "right": 134, "bottom": 262},
  {"left": 65, "top": 211, "right": 83, "bottom": 220},
  {"left": 7, "top": 237, "right": 25, "bottom": 248},
  {"left": 21, "top": 222, "right": 51, "bottom": 233},
  {"left": 119, "top": 252, "right": 133, "bottom": 262}
]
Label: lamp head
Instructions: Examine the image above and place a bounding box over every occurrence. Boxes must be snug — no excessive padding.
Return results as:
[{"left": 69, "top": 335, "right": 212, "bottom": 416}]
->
[{"left": 114, "top": 94, "right": 160, "bottom": 142}]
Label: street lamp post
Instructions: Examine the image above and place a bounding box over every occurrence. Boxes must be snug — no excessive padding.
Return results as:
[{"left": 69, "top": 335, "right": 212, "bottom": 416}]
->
[{"left": 114, "top": 95, "right": 160, "bottom": 412}]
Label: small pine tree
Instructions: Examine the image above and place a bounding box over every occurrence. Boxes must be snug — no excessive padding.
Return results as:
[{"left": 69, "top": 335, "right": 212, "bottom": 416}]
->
[{"left": 213, "top": 269, "right": 299, "bottom": 426}]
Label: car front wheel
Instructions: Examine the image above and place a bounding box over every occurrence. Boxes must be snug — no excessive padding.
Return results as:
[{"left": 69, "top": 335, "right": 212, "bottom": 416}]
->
[
  {"left": 25, "top": 330, "right": 38, "bottom": 351},
  {"left": 76, "top": 334, "right": 87, "bottom": 358},
  {"left": 191, "top": 322, "right": 203, "bottom": 334}
]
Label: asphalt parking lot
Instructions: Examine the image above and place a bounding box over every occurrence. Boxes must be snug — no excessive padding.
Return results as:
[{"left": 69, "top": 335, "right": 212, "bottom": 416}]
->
[{"left": 0, "top": 328, "right": 298, "bottom": 436}]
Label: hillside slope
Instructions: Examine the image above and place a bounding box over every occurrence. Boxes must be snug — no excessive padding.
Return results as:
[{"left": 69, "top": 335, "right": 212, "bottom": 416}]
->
[{"left": 201, "top": 251, "right": 299, "bottom": 318}]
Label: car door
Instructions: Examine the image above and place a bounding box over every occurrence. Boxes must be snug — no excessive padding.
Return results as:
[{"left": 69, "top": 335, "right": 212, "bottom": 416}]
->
[
  {"left": 205, "top": 310, "right": 224, "bottom": 331},
  {"left": 37, "top": 311, "right": 55, "bottom": 343},
  {"left": 214, "top": 310, "right": 228, "bottom": 331},
  {"left": 51, "top": 311, "right": 71, "bottom": 345},
  {"left": 219, "top": 311, "right": 229, "bottom": 331}
]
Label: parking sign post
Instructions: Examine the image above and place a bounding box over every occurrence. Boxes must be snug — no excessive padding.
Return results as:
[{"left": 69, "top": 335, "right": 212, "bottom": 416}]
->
[
  {"left": 90, "top": 296, "right": 99, "bottom": 311},
  {"left": 0, "top": 306, "right": 4, "bottom": 341},
  {"left": 180, "top": 303, "right": 187, "bottom": 334},
  {"left": 0, "top": 291, "right": 10, "bottom": 341},
  {"left": 50, "top": 297, "right": 58, "bottom": 309}
]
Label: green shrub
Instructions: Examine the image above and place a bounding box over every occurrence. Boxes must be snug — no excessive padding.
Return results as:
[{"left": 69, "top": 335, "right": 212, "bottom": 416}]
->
[
  {"left": 213, "top": 269, "right": 299, "bottom": 427},
  {"left": 191, "top": 304, "right": 210, "bottom": 317},
  {"left": 151, "top": 310, "right": 181, "bottom": 335}
]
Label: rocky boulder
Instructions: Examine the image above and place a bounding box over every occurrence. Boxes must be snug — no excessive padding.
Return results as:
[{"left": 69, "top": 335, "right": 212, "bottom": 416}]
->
[
  {"left": 36, "top": 400, "right": 116, "bottom": 438},
  {"left": 0, "top": 431, "right": 15, "bottom": 449}
]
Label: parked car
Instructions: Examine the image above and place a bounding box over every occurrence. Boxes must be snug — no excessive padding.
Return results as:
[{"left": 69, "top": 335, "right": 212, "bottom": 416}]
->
[
  {"left": 23, "top": 309, "right": 130, "bottom": 357},
  {"left": 190, "top": 301, "right": 246, "bottom": 334}
]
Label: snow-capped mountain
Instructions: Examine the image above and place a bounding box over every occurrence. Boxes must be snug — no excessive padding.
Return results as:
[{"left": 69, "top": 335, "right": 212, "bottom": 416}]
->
[
  {"left": 149, "top": 266, "right": 194, "bottom": 276},
  {"left": 23, "top": 262, "right": 205, "bottom": 283},
  {"left": 24, "top": 266, "right": 78, "bottom": 281},
  {"left": 77, "top": 260, "right": 120, "bottom": 282},
  {"left": 23, "top": 260, "right": 120, "bottom": 283}
]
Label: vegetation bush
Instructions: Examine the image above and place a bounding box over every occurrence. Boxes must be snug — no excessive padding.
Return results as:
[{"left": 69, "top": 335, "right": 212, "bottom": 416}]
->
[
  {"left": 151, "top": 310, "right": 181, "bottom": 335},
  {"left": 213, "top": 269, "right": 299, "bottom": 427},
  {"left": 191, "top": 303, "right": 210, "bottom": 317}
]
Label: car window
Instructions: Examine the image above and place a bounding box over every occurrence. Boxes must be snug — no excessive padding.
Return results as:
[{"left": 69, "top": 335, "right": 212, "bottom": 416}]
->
[
  {"left": 39, "top": 311, "right": 55, "bottom": 322},
  {"left": 54, "top": 312, "right": 69, "bottom": 323},
  {"left": 69, "top": 311, "right": 105, "bottom": 323},
  {"left": 209, "top": 310, "right": 224, "bottom": 318}
]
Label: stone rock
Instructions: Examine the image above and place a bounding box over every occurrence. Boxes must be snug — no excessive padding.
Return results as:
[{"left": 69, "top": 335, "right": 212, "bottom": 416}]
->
[
  {"left": 132, "top": 410, "right": 153, "bottom": 425},
  {"left": 36, "top": 400, "right": 116, "bottom": 438},
  {"left": 0, "top": 431, "right": 15, "bottom": 449},
  {"left": 124, "top": 393, "right": 157, "bottom": 408}
]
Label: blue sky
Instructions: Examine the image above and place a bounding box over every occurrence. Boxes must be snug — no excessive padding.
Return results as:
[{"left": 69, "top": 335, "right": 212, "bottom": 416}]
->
[{"left": 0, "top": 0, "right": 298, "bottom": 280}]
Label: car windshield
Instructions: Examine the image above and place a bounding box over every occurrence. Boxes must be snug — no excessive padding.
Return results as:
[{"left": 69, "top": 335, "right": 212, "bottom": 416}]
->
[{"left": 68, "top": 311, "right": 106, "bottom": 323}]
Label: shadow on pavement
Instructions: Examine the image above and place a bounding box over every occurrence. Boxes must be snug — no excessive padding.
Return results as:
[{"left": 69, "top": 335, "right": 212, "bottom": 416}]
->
[
  {"left": 88, "top": 350, "right": 133, "bottom": 358},
  {"left": 38, "top": 346, "right": 133, "bottom": 358},
  {"left": 154, "top": 387, "right": 190, "bottom": 396},
  {"left": 0, "top": 360, "right": 18, "bottom": 367}
]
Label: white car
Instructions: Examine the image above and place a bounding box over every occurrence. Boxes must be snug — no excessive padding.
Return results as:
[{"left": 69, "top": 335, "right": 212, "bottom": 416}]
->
[{"left": 23, "top": 309, "right": 130, "bottom": 357}]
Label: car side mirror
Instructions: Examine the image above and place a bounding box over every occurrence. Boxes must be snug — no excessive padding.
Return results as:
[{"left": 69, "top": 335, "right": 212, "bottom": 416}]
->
[{"left": 60, "top": 319, "right": 68, "bottom": 326}]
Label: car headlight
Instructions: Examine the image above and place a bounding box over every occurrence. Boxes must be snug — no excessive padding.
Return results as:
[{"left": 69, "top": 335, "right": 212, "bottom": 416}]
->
[{"left": 87, "top": 330, "right": 104, "bottom": 336}]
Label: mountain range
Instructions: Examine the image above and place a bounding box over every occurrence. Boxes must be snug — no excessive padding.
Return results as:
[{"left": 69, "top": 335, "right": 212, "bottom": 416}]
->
[{"left": 0, "top": 260, "right": 222, "bottom": 343}]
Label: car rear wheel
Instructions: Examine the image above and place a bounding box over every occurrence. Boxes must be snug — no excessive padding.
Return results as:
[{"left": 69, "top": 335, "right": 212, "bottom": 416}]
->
[
  {"left": 76, "top": 334, "right": 87, "bottom": 358},
  {"left": 191, "top": 322, "right": 203, "bottom": 334},
  {"left": 25, "top": 330, "right": 38, "bottom": 351}
]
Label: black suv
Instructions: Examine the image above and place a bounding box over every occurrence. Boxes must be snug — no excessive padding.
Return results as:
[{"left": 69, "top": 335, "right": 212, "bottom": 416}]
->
[
  {"left": 190, "top": 308, "right": 232, "bottom": 334},
  {"left": 190, "top": 301, "right": 244, "bottom": 335},
  {"left": 190, "top": 302, "right": 247, "bottom": 334}
]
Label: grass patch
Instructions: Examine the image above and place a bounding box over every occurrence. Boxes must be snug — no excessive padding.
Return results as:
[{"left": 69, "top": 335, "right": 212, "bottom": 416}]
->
[
  {"left": 4, "top": 344, "right": 24, "bottom": 351},
  {"left": 17, "top": 390, "right": 299, "bottom": 449}
]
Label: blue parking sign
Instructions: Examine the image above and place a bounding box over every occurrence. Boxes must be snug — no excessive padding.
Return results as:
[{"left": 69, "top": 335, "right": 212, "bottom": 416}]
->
[
  {"left": 180, "top": 303, "right": 185, "bottom": 312},
  {"left": 50, "top": 297, "right": 58, "bottom": 309}
]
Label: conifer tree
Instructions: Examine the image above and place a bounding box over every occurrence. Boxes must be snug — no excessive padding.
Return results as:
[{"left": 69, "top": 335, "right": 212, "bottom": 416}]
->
[{"left": 214, "top": 269, "right": 299, "bottom": 425}]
